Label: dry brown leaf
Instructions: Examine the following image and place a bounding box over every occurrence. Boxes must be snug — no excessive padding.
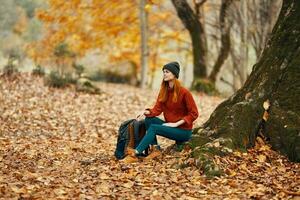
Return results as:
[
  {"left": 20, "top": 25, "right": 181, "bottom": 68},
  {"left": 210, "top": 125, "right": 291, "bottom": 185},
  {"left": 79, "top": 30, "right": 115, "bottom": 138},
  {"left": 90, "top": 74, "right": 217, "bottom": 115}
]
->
[
  {"left": 123, "top": 181, "right": 134, "bottom": 189},
  {"left": 257, "top": 154, "right": 267, "bottom": 162},
  {"left": 0, "top": 74, "right": 299, "bottom": 199}
]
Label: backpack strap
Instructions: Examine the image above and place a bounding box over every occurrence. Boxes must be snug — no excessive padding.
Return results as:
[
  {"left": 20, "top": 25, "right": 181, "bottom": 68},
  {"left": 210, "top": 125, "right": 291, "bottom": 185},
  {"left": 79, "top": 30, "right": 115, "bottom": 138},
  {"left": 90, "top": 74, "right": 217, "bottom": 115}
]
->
[
  {"left": 133, "top": 120, "right": 140, "bottom": 148},
  {"left": 127, "top": 123, "right": 135, "bottom": 148}
]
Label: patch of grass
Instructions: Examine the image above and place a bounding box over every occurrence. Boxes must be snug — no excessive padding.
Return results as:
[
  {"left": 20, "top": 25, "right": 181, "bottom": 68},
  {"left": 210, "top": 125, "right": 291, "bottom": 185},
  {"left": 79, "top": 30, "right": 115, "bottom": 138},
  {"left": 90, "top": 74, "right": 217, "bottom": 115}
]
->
[
  {"left": 192, "top": 78, "right": 219, "bottom": 95},
  {"left": 76, "top": 78, "right": 101, "bottom": 94},
  {"left": 44, "top": 71, "right": 68, "bottom": 88},
  {"left": 32, "top": 65, "right": 45, "bottom": 76},
  {"left": 189, "top": 134, "right": 213, "bottom": 149},
  {"left": 2, "top": 62, "right": 18, "bottom": 77},
  {"left": 44, "top": 71, "right": 101, "bottom": 94},
  {"left": 88, "top": 69, "right": 132, "bottom": 84},
  {"left": 72, "top": 63, "right": 84, "bottom": 78}
]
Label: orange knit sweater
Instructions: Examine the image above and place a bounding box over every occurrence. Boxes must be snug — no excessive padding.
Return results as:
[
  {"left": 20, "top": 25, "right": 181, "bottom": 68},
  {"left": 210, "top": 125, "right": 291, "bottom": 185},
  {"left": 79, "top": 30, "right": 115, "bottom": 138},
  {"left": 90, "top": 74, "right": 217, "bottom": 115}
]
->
[{"left": 145, "top": 87, "right": 199, "bottom": 130}]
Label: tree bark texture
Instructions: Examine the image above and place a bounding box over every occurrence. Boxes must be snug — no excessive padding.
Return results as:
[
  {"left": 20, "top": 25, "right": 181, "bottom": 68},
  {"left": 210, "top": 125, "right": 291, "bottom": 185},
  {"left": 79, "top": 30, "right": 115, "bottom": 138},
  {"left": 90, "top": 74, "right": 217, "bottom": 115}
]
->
[{"left": 193, "top": 0, "right": 300, "bottom": 162}]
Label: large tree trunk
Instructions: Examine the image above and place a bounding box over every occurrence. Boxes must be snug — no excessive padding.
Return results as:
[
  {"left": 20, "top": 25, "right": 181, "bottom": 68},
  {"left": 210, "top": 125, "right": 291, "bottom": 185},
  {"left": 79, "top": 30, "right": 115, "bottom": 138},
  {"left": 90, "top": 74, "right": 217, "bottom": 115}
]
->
[
  {"left": 193, "top": 0, "right": 300, "bottom": 166},
  {"left": 171, "top": 0, "right": 207, "bottom": 78}
]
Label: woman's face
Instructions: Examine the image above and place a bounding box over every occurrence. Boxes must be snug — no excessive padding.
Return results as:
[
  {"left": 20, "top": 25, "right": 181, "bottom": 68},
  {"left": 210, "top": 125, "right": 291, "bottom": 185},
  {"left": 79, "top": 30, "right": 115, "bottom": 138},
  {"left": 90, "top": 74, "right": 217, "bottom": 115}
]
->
[{"left": 163, "top": 69, "right": 175, "bottom": 82}]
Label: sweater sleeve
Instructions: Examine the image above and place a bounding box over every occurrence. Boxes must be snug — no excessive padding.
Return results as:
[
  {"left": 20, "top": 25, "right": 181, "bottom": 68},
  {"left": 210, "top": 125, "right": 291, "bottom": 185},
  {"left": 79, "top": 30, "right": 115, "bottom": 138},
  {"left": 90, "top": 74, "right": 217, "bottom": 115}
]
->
[
  {"left": 144, "top": 96, "right": 163, "bottom": 117},
  {"left": 182, "top": 91, "right": 199, "bottom": 126}
]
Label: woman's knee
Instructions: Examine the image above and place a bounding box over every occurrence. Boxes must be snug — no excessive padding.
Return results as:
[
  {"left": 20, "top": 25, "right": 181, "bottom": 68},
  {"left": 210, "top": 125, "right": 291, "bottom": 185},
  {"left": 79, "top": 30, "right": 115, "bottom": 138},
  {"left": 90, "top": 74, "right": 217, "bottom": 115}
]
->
[
  {"left": 145, "top": 117, "right": 153, "bottom": 124},
  {"left": 145, "top": 117, "right": 162, "bottom": 129},
  {"left": 145, "top": 117, "right": 153, "bottom": 129}
]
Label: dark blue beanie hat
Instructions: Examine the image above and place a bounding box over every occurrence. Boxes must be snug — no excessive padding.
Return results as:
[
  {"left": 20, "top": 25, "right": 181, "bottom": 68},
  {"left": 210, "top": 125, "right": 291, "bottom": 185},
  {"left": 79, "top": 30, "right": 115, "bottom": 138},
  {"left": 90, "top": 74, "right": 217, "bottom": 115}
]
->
[{"left": 162, "top": 61, "right": 180, "bottom": 78}]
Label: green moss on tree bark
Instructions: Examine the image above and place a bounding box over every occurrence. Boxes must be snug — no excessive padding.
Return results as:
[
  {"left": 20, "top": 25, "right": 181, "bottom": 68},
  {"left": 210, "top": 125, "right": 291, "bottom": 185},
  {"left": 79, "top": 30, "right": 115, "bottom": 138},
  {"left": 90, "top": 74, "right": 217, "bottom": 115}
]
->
[{"left": 189, "top": 0, "right": 300, "bottom": 175}]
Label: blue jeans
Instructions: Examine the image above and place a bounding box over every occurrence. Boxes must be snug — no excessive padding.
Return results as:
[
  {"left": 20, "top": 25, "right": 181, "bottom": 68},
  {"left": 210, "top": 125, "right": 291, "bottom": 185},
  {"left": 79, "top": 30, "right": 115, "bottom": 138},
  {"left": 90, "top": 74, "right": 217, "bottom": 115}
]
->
[{"left": 136, "top": 117, "right": 192, "bottom": 153}]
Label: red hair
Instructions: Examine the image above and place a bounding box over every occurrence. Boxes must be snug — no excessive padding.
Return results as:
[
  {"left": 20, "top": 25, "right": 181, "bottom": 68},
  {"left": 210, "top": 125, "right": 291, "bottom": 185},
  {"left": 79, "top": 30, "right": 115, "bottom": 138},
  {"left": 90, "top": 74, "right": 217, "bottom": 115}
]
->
[{"left": 158, "top": 79, "right": 181, "bottom": 103}]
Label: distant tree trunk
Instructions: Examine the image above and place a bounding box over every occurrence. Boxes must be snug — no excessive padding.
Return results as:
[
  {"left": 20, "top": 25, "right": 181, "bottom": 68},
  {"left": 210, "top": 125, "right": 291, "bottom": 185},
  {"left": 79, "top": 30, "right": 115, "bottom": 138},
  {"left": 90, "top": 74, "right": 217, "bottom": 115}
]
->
[
  {"left": 249, "top": 0, "right": 281, "bottom": 58},
  {"left": 193, "top": 0, "right": 300, "bottom": 163},
  {"left": 139, "top": 0, "right": 148, "bottom": 88},
  {"left": 208, "top": 0, "right": 233, "bottom": 83},
  {"left": 171, "top": 0, "right": 207, "bottom": 78},
  {"left": 240, "top": 0, "right": 249, "bottom": 85},
  {"left": 194, "top": 0, "right": 208, "bottom": 61}
]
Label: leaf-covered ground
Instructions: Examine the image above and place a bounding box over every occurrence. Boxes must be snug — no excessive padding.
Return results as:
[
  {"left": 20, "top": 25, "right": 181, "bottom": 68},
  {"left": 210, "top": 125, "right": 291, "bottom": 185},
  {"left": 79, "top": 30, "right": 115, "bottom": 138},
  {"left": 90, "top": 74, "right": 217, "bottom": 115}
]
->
[{"left": 0, "top": 74, "right": 299, "bottom": 199}]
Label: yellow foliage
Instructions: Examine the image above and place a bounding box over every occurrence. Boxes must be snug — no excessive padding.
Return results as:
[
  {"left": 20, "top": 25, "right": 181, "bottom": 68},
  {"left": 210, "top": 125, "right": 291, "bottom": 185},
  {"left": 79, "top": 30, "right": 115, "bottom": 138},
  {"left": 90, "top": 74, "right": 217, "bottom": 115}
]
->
[
  {"left": 145, "top": 4, "right": 152, "bottom": 12},
  {"left": 29, "top": 0, "right": 188, "bottom": 72},
  {"left": 13, "top": 7, "right": 28, "bottom": 35}
]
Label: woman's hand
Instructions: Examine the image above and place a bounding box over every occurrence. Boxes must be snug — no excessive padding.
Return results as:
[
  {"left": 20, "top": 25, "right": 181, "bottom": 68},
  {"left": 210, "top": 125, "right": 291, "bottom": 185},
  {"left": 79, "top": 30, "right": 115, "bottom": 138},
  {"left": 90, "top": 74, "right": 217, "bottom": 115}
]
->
[
  {"left": 163, "top": 119, "right": 185, "bottom": 128},
  {"left": 144, "top": 110, "right": 150, "bottom": 115},
  {"left": 162, "top": 122, "right": 178, "bottom": 127},
  {"left": 136, "top": 110, "right": 150, "bottom": 120}
]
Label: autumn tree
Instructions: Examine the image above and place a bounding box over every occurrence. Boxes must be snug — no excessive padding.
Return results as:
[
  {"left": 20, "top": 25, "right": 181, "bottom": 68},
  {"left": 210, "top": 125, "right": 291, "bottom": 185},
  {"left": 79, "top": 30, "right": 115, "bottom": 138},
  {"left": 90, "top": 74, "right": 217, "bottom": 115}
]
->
[
  {"left": 171, "top": 0, "right": 207, "bottom": 79},
  {"left": 28, "top": 0, "right": 187, "bottom": 87},
  {"left": 172, "top": 0, "right": 235, "bottom": 85},
  {"left": 191, "top": 0, "right": 300, "bottom": 174},
  {"left": 0, "top": 0, "right": 44, "bottom": 71}
]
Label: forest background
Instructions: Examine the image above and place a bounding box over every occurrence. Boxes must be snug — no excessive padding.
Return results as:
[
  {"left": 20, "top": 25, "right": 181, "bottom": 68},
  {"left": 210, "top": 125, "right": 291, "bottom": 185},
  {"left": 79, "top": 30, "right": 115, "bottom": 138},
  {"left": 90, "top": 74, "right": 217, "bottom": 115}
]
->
[{"left": 0, "top": 0, "right": 282, "bottom": 96}]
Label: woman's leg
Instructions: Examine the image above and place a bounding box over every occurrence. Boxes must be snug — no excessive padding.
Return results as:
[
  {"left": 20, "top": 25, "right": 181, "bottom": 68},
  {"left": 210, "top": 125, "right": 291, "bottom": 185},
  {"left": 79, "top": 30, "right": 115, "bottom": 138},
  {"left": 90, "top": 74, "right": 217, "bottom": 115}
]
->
[
  {"left": 144, "top": 117, "right": 165, "bottom": 146},
  {"left": 144, "top": 117, "right": 165, "bottom": 129},
  {"left": 136, "top": 124, "right": 192, "bottom": 153}
]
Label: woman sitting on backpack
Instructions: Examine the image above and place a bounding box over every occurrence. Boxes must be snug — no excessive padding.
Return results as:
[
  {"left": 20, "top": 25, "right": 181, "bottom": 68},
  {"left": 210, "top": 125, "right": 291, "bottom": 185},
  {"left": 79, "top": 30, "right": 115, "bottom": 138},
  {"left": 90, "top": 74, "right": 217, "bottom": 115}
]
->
[{"left": 123, "top": 61, "right": 199, "bottom": 163}]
